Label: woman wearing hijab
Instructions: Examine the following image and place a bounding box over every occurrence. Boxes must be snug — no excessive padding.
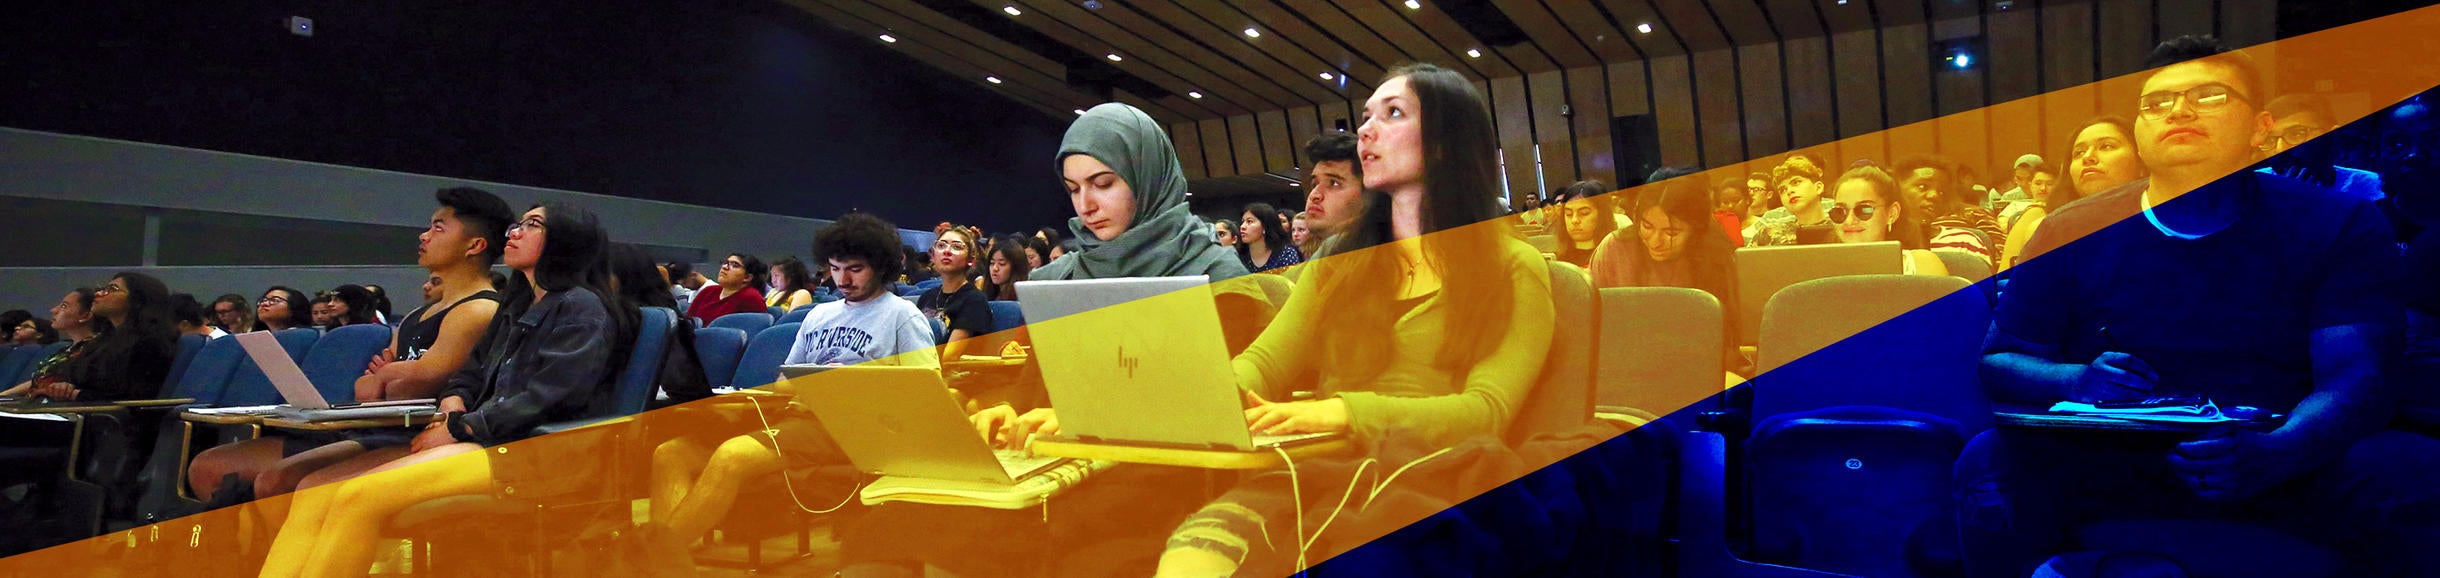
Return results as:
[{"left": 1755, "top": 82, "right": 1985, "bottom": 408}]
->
[{"left": 1028, "top": 104, "right": 1249, "bottom": 283}]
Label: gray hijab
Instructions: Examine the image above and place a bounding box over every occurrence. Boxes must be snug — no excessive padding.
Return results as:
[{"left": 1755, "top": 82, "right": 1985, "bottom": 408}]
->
[{"left": 1033, "top": 103, "right": 1249, "bottom": 282}]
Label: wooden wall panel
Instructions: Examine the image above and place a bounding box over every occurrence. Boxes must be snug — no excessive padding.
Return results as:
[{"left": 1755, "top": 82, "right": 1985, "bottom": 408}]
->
[
  {"left": 1832, "top": 29, "right": 1885, "bottom": 138},
  {"left": 1493, "top": 76, "right": 1537, "bottom": 198},
  {"left": 2157, "top": 0, "right": 2216, "bottom": 40},
  {"left": 1692, "top": 48, "right": 1744, "bottom": 166},
  {"left": 1651, "top": 55, "right": 1701, "bottom": 166},
  {"left": 1318, "top": 101, "right": 1355, "bottom": 137},
  {"left": 1989, "top": 7, "right": 2042, "bottom": 104},
  {"left": 1198, "top": 118, "right": 1234, "bottom": 178},
  {"left": 1171, "top": 122, "right": 1207, "bottom": 179},
  {"left": 1935, "top": 107, "right": 1991, "bottom": 182},
  {"left": 1783, "top": 36, "right": 1837, "bottom": 149},
  {"left": 1738, "top": 44, "right": 1791, "bottom": 160},
  {"left": 1257, "top": 110, "right": 1294, "bottom": 173},
  {"left": 2098, "top": 0, "right": 2156, "bottom": 80},
  {"left": 1529, "top": 70, "right": 1578, "bottom": 182},
  {"left": 1987, "top": 97, "right": 2049, "bottom": 178},
  {"left": 1567, "top": 66, "right": 1617, "bottom": 185},
  {"left": 1882, "top": 22, "right": 1937, "bottom": 126},
  {"left": 1227, "top": 115, "right": 1264, "bottom": 176},
  {"left": 1288, "top": 106, "right": 1322, "bottom": 166},
  {"left": 2039, "top": 83, "right": 2104, "bottom": 169},
  {"left": 1608, "top": 61, "right": 1652, "bottom": 117},
  {"left": 2041, "top": 0, "right": 2097, "bottom": 91}
]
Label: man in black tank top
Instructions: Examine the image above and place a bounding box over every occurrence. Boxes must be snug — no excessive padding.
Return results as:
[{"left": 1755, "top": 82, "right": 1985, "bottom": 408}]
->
[{"left": 186, "top": 187, "right": 522, "bottom": 502}]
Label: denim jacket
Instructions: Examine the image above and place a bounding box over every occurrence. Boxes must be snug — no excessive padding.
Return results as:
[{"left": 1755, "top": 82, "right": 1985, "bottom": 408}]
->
[{"left": 439, "top": 287, "right": 619, "bottom": 446}]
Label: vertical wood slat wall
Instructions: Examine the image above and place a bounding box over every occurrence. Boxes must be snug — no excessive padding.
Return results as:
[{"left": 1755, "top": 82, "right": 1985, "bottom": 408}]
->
[{"left": 1166, "top": 0, "right": 2273, "bottom": 195}]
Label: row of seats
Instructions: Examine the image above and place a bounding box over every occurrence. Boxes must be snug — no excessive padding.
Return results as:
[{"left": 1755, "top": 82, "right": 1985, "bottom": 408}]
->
[{"left": 0, "top": 341, "right": 74, "bottom": 389}]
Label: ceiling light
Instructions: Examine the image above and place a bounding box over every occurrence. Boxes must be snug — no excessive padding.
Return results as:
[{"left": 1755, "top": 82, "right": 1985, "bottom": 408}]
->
[
  {"left": 878, "top": 34, "right": 897, "bottom": 43},
  {"left": 1244, "top": 27, "right": 1261, "bottom": 38},
  {"left": 1404, "top": 0, "right": 1422, "bottom": 9},
  {"left": 986, "top": 76, "right": 1003, "bottom": 84},
  {"left": 1637, "top": 23, "right": 1653, "bottom": 34},
  {"left": 1074, "top": 109, "right": 1088, "bottom": 115},
  {"left": 1106, "top": 53, "right": 1123, "bottom": 62},
  {"left": 1002, "top": 5, "right": 1022, "bottom": 16},
  {"left": 1465, "top": 48, "right": 1482, "bottom": 58},
  {"left": 1318, "top": 72, "right": 1334, "bottom": 80},
  {"left": 1188, "top": 91, "right": 1204, "bottom": 99}
]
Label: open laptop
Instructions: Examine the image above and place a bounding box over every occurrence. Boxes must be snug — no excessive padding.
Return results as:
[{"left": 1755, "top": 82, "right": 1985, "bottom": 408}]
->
[
  {"left": 1015, "top": 276, "right": 1336, "bottom": 452},
  {"left": 1732, "top": 241, "right": 1901, "bottom": 346},
  {"left": 231, "top": 331, "right": 434, "bottom": 421},
  {"left": 796, "top": 365, "right": 1066, "bottom": 485}
]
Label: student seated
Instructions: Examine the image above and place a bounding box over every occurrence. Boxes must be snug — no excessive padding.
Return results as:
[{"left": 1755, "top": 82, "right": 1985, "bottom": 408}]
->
[
  {"left": 254, "top": 202, "right": 632, "bottom": 578},
  {"left": 251, "top": 286, "right": 312, "bottom": 332},
  {"left": 1149, "top": 62, "right": 1555, "bottom": 577},
  {"left": 1588, "top": 178, "right": 1744, "bottom": 369},
  {"left": 1236, "top": 202, "right": 1305, "bottom": 272},
  {"left": 763, "top": 257, "right": 817, "bottom": 313},
  {"left": 1746, "top": 155, "right": 1833, "bottom": 246},
  {"left": 1828, "top": 166, "right": 1951, "bottom": 275},
  {"left": 2000, "top": 116, "right": 2147, "bottom": 272},
  {"left": 3, "top": 288, "right": 95, "bottom": 393},
  {"left": 636, "top": 212, "right": 939, "bottom": 574},
  {"left": 608, "top": 243, "right": 714, "bottom": 408},
  {"left": 1894, "top": 154, "right": 2002, "bottom": 264},
  {"left": 187, "top": 187, "right": 514, "bottom": 503},
  {"left": 919, "top": 226, "right": 993, "bottom": 360},
  {"left": 6, "top": 315, "right": 53, "bottom": 347},
  {"left": 0, "top": 275, "right": 176, "bottom": 402},
  {"left": 1547, "top": 180, "right": 1618, "bottom": 268},
  {"left": 169, "top": 294, "right": 229, "bottom": 340},
  {"left": 683, "top": 253, "right": 767, "bottom": 325},
  {"left": 1961, "top": 37, "right": 2440, "bottom": 577}
]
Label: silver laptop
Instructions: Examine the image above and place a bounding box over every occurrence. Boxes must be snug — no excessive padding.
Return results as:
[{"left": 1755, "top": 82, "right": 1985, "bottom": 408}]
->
[
  {"left": 1732, "top": 241, "right": 1901, "bottom": 346},
  {"left": 1015, "top": 276, "right": 1335, "bottom": 452},
  {"left": 796, "top": 365, "right": 1066, "bottom": 485},
  {"left": 232, "top": 331, "right": 434, "bottom": 421}
]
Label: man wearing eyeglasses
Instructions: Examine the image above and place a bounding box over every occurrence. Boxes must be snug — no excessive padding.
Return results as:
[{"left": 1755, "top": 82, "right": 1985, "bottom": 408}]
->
[
  {"left": 2256, "top": 94, "right": 2384, "bottom": 202},
  {"left": 1965, "top": 36, "right": 2438, "bottom": 577}
]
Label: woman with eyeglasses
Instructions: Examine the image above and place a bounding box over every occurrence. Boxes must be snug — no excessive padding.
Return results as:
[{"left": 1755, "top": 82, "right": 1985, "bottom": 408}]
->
[
  {"left": 2, "top": 274, "right": 178, "bottom": 402},
  {"left": 252, "top": 287, "right": 313, "bottom": 332},
  {"left": 257, "top": 203, "right": 632, "bottom": 578},
  {"left": 918, "top": 226, "right": 994, "bottom": 361},
  {"left": 1830, "top": 166, "right": 1951, "bottom": 276},
  {"left": 683, "top": 253, "right": 768, "bottom": 325}
]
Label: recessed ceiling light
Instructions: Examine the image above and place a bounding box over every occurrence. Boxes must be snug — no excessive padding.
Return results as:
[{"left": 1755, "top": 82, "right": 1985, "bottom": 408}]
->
[
  {"left": 878, "top": 34, "right": 897, "bottom": 43},
  {"left": 1002, "top": 5, "right": 1022, "bottom": 16},
  {"left": 1106, "top": 53, "right": 1123, "bottom": 62},
  {"left": 1404, "top": 0, "right": 1422, "bottom": 9},
  {"left": 1074, "top": 109, "right": 1088, "bottom": 115},
  {"left": 1244, "top": 27, "right": 1260, "bottom": 38},
  {"left": 986, "top": 76, "right": 1003, "bottom": 84},
  {"left": 1637, "top": 23, "right": 1653, "bottom": 34},
  {"left": 1188, "top": 91, "right": 1204, "bottom": 99},
  {"left": 1465, "top": 48, "right": 1482, "bottom": 58},
  {"left": 1318, "top": 72, "right": 1335, "bottom": 80}
]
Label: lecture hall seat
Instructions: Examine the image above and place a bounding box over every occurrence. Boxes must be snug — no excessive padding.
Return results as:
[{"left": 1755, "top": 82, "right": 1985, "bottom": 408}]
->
[{"left": 708, "top": 312, "right": 774, "bottom": 337}]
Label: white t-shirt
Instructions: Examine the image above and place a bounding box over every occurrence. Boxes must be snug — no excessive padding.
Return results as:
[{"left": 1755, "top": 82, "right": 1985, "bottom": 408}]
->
[{"left": 785, "top": 294, "right": 939, "bottom": 368}]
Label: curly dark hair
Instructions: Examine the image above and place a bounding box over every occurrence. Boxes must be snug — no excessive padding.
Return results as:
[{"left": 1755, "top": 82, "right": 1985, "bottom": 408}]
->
[{"left": 813, "top": 213, "right": 905, "bottom": 284}]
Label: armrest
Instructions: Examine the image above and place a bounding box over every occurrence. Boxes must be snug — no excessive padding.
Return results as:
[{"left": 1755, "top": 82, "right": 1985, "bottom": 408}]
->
[{"left": 532, "top": 415, "right": 633, "bottom": 436}]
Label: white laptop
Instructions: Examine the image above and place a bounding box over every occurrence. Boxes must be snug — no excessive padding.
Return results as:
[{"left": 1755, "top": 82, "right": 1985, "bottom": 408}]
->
[
  {"left": 1015, "top": 276, "right": 1335, "bottom": 452},
  {"left": 231, "top": 331, "right": 435, "bottom": 421},
  {"left": 796, "top": 365, "right": 1067, "bottom": 486}
]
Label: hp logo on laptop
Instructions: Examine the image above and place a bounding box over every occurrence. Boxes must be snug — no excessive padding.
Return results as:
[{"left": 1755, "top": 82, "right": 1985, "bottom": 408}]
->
[{"left": 1118, "top": 344, "right": 1140, "bottom": 379}]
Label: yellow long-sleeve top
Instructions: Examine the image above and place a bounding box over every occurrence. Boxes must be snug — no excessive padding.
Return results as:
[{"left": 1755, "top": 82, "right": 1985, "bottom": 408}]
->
[{"left": 1230, "top": 237, "right": 1555, "bottom": 448}]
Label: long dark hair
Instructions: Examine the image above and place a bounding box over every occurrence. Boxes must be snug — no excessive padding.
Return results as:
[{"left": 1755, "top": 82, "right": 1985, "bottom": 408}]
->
[
  {"left": 2059, "top": 115, "right": 2140, "bottom": 207},
  {"left": 72, "top": 272, "right": 179, "bottom": 397},
  {"left": 1629, "top": 181, "right": 1741, "bottom": 308},
  {"left": 1237, "top": 202, "right": 1291, "bottom": 256},
  {"left": 503, "top": 202, "right": 635, "bottom": 371},
  {"left": 607, "top": 243, "right": 679, "bottom": 310},
  {"left": 255, "top": 286, "right": 312, "bottom": 331},
  {"left": 727, "top": 253, "right": 770, "bottom": 290},
  {"left": 330, "top": 285, "right": 381, "bottom": 326},
  {"left": 979, "top": 233, "right": 1032, "bottom": 301},
  {"left": 769, "top": 257, "right": 816, "bottom": 297},
  {"left": 1834, "top": 166, "right": 1930, "bottom": 250},
  {"left": 1319, "top": 62, "right": 1517, "bottom": 377},
  {"left": 1549, "top": 180, "right": 1619, "bottom": 263}
]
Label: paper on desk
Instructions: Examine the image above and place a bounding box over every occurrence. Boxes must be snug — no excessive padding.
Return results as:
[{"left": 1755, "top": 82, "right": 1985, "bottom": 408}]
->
[
  {"left": 2048, "top": 400, "right": 2241, "bottom": 423},
  {"left": 187, "top": 405, "right": 281, "bottom": 416},
  {"left": 0, "top": 411, "right": 70, "bottom": 422}
]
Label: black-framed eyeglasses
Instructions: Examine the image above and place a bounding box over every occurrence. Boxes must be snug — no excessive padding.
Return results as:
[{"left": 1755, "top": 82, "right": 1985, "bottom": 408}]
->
[
  {"left": 1828, "top": 202, "right": 1880, "bottom": 224},
  {"left": 509, "top": 217, "right": 546, "bottom": 233},
  {"left": 260, "top": 296, "right": 288, "bottom": 305},
  {"left": 2137, "top": 83, "right": 2250, "bottom": 120},
  {"left": 2273, "top": 125, "right": 2327, "bottom": 148}
]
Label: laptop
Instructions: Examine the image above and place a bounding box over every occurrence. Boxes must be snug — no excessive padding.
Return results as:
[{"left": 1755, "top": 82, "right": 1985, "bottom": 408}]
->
[
  {"left": 1731, "top": 241, "right": 1902, "bottom": 346},
  {"left": 231, "top": 331, "right": 434, "bottom": 421},
  {"left": 795, "top": 365, "right": 1067, "bottom": 485},
  {"left": 1015, "top": 276, "right": 1336, "bottom": 452}
]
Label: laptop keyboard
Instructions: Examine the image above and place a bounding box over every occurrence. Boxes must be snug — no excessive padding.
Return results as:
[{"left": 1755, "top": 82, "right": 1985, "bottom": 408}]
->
[{"left": 994, "top": 449, "right": 1064, "bottom": 479}]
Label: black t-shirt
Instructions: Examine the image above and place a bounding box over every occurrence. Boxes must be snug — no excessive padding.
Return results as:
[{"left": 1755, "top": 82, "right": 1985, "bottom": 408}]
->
[
  {"left": 1997, "top": 173, "right": 2403, "bottom": 412},
  {"left": 916, "top": 284, "right": 992, "bottom": 345},
  {"left": 395, "top": 290, "right": 502, "bottom": 362}
]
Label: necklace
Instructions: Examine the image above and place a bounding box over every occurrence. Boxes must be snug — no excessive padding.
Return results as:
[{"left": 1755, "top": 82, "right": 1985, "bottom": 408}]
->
[{"left": 2139, "top": 191, "right": 2207, "bottom": 241}]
